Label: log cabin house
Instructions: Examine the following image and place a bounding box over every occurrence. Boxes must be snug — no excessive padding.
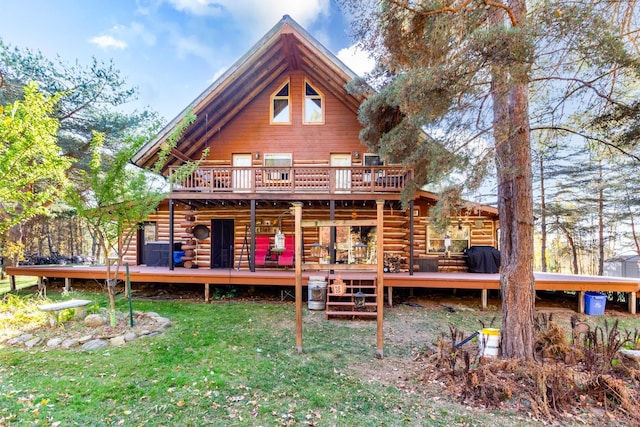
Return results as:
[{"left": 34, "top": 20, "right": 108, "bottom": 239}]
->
[
  {"left": 127, "top": 15, "right": 500, "bottom": 277},
  {"left": 7, "top": 16, "right": 639, "bottom": 318}
]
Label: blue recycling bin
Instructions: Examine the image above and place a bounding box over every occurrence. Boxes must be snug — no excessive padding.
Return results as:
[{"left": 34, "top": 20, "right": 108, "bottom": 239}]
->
[
  {"left": 584, "top": 292, "right": 607, "bottom": 316},
  {"left": 173, "top": 251, "right": 185, "bottom": 264}
]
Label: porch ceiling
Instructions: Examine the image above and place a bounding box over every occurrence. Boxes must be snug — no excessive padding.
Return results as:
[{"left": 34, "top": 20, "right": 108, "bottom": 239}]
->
[{"left": 170, "top": 197, "right": 398, "bottom": 211}]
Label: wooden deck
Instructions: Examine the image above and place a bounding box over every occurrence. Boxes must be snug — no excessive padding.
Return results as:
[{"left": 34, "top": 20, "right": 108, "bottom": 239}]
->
[{"left": 6, "top": 265, "right": 639, "bottom": 314}]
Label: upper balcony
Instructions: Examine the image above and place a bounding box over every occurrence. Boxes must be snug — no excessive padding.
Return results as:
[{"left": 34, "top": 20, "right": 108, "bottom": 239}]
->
[{"left": 169, "top": 166, "right": 412, "bottom": 195}]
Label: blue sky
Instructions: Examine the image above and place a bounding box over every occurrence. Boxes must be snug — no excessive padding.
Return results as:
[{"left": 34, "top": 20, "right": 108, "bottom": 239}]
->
[{"left": 0, "top": 0, "right": 373, "bottom": 121}]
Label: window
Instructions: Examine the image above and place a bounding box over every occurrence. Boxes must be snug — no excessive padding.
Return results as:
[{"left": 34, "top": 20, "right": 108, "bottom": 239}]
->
[
  {"left": 363, "top": 154, "right": 383, "bottom": 167},
  {"left": 271, "top": 81, "right": 290, "bottom": 124},
  {"left": 142, "top": 222, "right": 157, "bottom": 242},
  {"left": 303, "top": 80, "right": 323, "bottom": 124},
  {"left": 264, "top": 153, "right": 292, "bottom": 181},
  {"left": 363, "top": 154, "right": 383, "bottom": 183},
  {"left": 427, "top": 226, "right": 470, "bottom": 254}
]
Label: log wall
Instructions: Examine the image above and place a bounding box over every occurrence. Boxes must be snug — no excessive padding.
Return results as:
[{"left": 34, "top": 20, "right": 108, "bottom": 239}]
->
[{"left": 123, "top": 203, "right": 498, "bottom": 269}]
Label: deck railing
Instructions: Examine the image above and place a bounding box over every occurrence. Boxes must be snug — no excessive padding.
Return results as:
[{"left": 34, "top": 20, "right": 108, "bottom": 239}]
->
[{"left": 169, "top": 166, "right": 412, "bottom": 194}]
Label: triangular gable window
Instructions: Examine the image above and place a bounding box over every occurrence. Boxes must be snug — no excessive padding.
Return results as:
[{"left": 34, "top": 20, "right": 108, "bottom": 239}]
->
[
  {"left": 303, "top": 80, "right": 323, "bottom": 124},
  {"left": 271, "top": 80, "right": 290, "bottom": 124}
]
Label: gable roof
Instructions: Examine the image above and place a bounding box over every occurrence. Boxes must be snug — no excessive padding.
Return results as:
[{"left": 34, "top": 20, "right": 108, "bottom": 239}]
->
[{"left": 132, "top": 15, "right": 366, "bottom": 171}]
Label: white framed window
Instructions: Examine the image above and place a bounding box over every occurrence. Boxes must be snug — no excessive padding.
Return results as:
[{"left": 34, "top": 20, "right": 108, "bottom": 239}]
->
[
  {"left": 363, "top": 154, "right": 383, "bottom": 183},
  {"left": 303, "top": 80, "right": 323, "bottom": 124},
  {"left": 264, "top": 153, "right": 292, "bottom": 182},
  {"left": 427, "top": 226, "right": 470, "bottom": 254},
  {"left": 271, "top": 80, "right": 290, "bottom": 124},
  {"left": 363, "top": 154, "right": 383, "bottom": 167}
]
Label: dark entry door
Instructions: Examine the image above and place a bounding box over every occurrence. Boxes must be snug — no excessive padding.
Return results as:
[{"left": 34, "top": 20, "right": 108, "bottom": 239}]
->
[
  {"left": 137, "top": 222, "right": 157, "bottom": 265},
  {"left": 211, "top": 219, "right": 234, "bottom": 269}
]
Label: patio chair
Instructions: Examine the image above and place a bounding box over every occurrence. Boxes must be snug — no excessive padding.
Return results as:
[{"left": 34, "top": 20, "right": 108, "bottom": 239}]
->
[
  {"left": 255, "top": 235, "right": 270, "bottom": 267},
  {"left": 278, "top": 236, "right": 294, "bottom": 267}
]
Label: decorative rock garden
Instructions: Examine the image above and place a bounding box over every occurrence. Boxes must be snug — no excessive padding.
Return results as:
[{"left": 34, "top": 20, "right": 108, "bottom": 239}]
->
[{"left": 2, "top": 308, "right": 172, "bottom": 351}]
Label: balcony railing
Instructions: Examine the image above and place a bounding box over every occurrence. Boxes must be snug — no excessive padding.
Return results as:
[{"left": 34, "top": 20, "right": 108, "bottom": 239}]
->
[{"left": 169, "top": 166, "right": 412, "bottom": 194}]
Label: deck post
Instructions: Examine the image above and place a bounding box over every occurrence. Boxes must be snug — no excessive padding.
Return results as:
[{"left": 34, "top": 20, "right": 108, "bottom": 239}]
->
[
  {"left": 376, "top": 200, "right": 385, "bottom": 358},
  {"left": 169, "top": 199, "right": 175, "bottom": 271},
  {"left": 578, "top": 291, "right": 585, "bottom": 314},
  {"left": 10, "top": 275, "right": 16, "bottom": 292},
  {"left": 629, "top": 291, "right": 637, "bottom": 315},
  {"left": 204, "top": 283, "right": 210, "bottom": 302},
  {"left": 409, "top": 200, "right": 414, "bottom": 276},
  {"left": 329, "top": 201, "right": 335, "bottom": 265},
  {"left": 64, "top": 278, "right": 71, "bottom": 293},
  {"left": 293, "top": 202, "right": 303, "bottom": 353},
  {"left": 250, "top": 200, "right": 256, "bottom": 272},
  {"left": 481, "top": 289, "right": 488, "bottom": 309}
]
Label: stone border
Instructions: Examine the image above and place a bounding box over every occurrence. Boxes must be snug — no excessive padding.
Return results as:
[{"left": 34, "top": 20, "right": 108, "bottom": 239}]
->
[{"left": 3, "top": 310, "right": 172, "bottom": 351}]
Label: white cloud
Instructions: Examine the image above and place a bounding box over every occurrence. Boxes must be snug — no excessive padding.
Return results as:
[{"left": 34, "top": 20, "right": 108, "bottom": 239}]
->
[
  {"left": 171, "top": 33, "right": 215, "bottom": 62},
  {"left": 166, "top": 0, "right": 330, "bottom": 37},
  {"left": 166, "top": 0, "right": 226, "bottom": 16},
  {"left": 89, "top": 35, "right": 128, "bottom": 50},
  {"left": 337, "top": 44, "right": 375, "bottom": 76},
  {"left": 90, "top": 22, "right": 156, "bottom": 51}
]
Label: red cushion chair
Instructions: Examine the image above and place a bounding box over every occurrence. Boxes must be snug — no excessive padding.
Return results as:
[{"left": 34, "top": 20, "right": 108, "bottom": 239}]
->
[
  {"left": 278, "top": 236, "right": 294, "bottom": 267},
  {"left": 255, "top": 235, "right": 270, "bottom": 267}
]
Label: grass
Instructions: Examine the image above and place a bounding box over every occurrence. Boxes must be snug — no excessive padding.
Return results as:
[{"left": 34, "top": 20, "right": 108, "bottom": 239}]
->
[
  {"left": 1, "top": 289, "right": 633, "bottom": 426},
  {"left": 0, "top": 276, "right": 38, "bottom": 294}
]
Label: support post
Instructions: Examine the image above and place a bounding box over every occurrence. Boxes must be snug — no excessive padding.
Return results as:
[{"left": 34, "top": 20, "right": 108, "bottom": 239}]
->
[
  {"left": 409, "top": 200, "right": 414, "bottom": 276},
  {"left": 169, "top": 199, "right": 175, "bottom": 271},
  {"left": 9, "top": 275, "right": 16, "bottom": 292},
  {"left": 205, "top": 283, "right": 210, "bottom": 303},
  {"left": 628, "top": 291, "right": 637, "bottom": 314},
  {"left": 481, "top": 289, "right": 488, "bottom": 309},
  {"left": 64, "top": 278, "right": 71, "bottom": 293},
  {"left": 376, "top": 200, "right": 385, "bottom": 358},
  {"left": 250, "top": 200, "right": 256, "bottom": 272},
  {"left": 578, "top": 291, "right": 585, "bottom": 314},
  {"left": 329, "top": 200, "right": 335, "bottom": 265},
  {"left": 293, "top": 202, "right": 303, "bottom": 353}
]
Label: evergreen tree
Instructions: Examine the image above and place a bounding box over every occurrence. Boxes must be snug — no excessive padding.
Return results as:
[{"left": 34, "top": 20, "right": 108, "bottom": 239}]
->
[{"left": 342, "top": 0, "right": 640, "bottom": 359}]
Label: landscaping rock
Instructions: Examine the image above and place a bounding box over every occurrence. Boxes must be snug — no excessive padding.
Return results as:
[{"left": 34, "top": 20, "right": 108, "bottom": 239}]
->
[
  {"left": 82, "top": 339, "right": 109, "bottom": 351},
  {"left": 78, "top": 335, "right": 94, "bottom": 343},
  {"left": 109, "top": 335, "right": 126, "bottom": 347},
  {"left": 25, "top": 337, "right": 42, "bottom": 348},
  {"left": 47, "top": 337, "right": 63, "bottom": 347},
  {"left": 123, "top": 332, "right": 137, "bottom": 342},
  {"left": 7, "top": 334, "right": 34, "bottom": 346},
  {"left": 85, "top": 314, "right": 106, "bottom": 327},
  {"left": 61, "top": 338, "right": 80, "bottom": 348}
]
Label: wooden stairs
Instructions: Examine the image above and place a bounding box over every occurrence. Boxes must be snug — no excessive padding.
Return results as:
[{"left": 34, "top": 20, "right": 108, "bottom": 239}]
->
[{"left": 325, "top": 277, "right": 378, "bottom": 319}]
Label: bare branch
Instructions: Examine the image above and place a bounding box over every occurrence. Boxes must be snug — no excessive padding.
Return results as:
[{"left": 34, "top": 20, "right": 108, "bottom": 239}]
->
[
  {"left": 387, "top": 0, "right": 518, "bottom": 26},
  {"left": 532, "top": 125, "right": 640, "bottom": 162}
]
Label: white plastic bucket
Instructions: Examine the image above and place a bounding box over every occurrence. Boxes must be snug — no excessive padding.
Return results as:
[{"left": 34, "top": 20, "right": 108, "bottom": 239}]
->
[{"left": 478, "top": 328, "right": 500, "bottom": 357}]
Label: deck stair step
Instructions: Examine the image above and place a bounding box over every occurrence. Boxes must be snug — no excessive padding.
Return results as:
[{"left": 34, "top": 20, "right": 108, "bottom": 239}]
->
[
  {"left": 325, "top": 277, "right": 378, "bottom": 319},
  {"left": 325, "top": 310, "right": 377, "bottom": 318}
]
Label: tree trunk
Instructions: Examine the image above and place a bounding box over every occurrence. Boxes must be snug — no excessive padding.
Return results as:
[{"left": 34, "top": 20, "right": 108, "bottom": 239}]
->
[
  {"left": 491, "top": 0, "right": 535, "bottom": 360},
  {"left": 566, "top": 230, "right": 579, "bottom": 275}
]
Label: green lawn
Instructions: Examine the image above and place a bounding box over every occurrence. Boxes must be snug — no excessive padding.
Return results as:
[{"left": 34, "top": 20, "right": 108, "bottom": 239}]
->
[
  {"left": 3, "top": 290, "right": 633, "bottom": 426},
  {"left": 0, "top": 276, "right": 37, "bottom": 294}
]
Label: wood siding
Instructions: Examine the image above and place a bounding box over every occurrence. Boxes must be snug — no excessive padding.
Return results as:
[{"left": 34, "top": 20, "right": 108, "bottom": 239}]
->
[
  {"left": 196, "top": 70, "right": 365, "bottom": 166},
  {"left": 124, "top": 202, "right": 498, "bottom": 270}
]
